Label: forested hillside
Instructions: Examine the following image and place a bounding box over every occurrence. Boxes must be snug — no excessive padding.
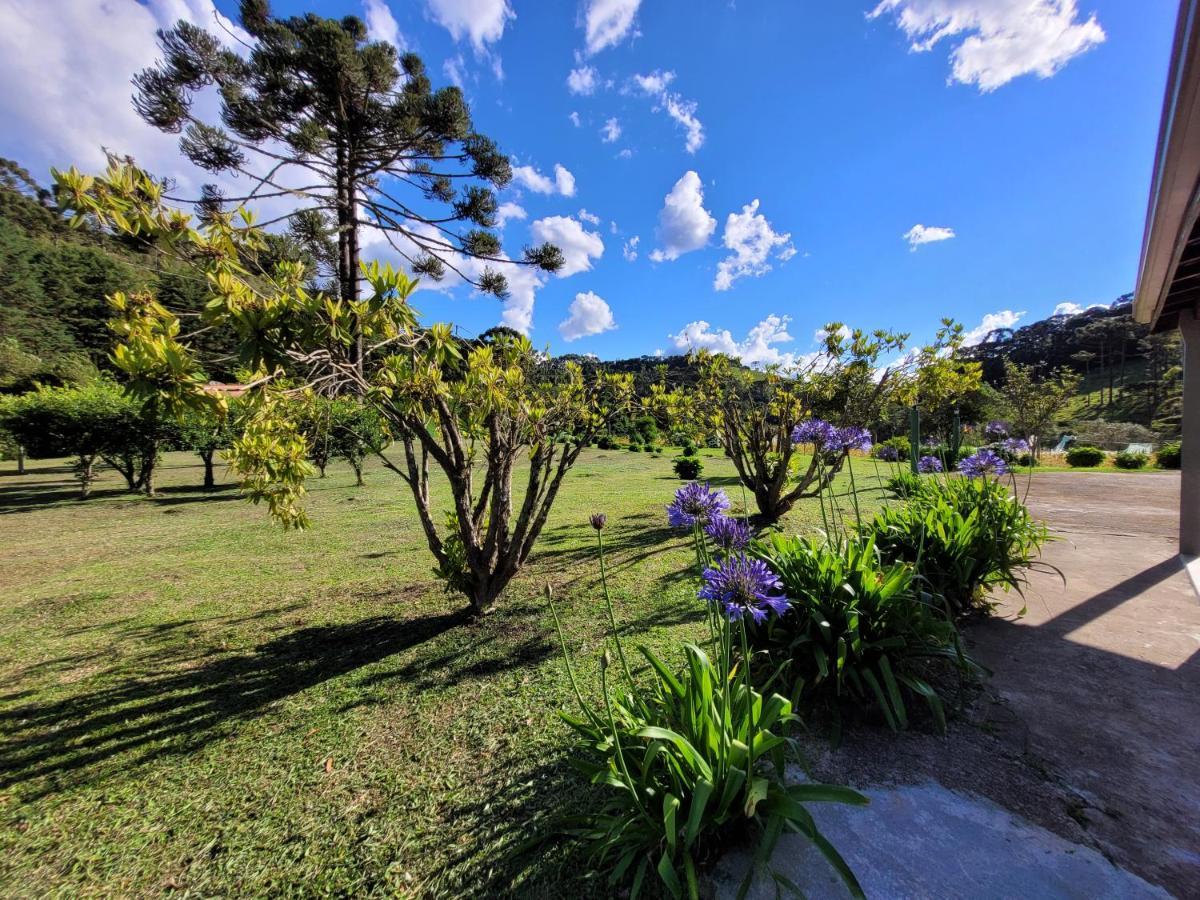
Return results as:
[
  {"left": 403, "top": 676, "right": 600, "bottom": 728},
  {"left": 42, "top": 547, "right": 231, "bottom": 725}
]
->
[{"left": 965, "top": 298, "right": 1182, "bottom": 434}]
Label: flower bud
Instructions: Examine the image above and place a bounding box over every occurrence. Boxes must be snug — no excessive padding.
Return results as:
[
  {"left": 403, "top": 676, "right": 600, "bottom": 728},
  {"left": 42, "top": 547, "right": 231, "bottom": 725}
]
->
[{"left": 589, "top": 513, "right": 607, "bottom": 530}]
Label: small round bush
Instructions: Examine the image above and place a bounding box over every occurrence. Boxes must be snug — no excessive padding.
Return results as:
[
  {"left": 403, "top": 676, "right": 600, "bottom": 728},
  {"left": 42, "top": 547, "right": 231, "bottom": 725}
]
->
[
  {"left": 681, "top": 442, "right": 697, "bottom": 457},
  {"left": 628, "top": 443, "right": 643, "bottom": 452},
  {"left": 1066, "top": 445, "right": 1105, "bottom": 468},
  {"left": 1156, "top": 441, "right": 1181, "bottom": 469},
  {"left": 1114, "top": 451, "right": 1149, "bottom": 470},
  {"left": 673, "top": 455, "right": 703, "bottom": 480},
  {"left": 597, "top": 435, "right": 617, "bottom": 450},
  {"left": 872, "top": 436, "right": 910, "bottom": 462}
]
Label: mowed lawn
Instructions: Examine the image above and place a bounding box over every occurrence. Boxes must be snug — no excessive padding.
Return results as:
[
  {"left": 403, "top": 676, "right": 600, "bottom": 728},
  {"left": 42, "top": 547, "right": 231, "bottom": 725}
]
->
[{"left": 0, "top": 448, "right": 895, "bottom": 898}]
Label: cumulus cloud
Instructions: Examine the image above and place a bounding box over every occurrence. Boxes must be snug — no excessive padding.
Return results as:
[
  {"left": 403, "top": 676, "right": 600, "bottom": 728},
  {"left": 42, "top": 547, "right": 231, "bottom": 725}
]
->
[
  {"left": 963, "top": 309, "right": 1025, "bottom": 346},
  {"left": 426, "top": 0, "right": 514, "bottom": 51},
  {"left": 714, "top": 200, "right": 796, "bottom": 291},
  {"left": 0, "top": 0, "right": 252, "bottom": 191},
  {"left": 578, "top": 208, "right": 601, "bottom": 225},
  {"left": 601, "top": 117, "right": 622, "bottom": 143},
  {"left": 495, "top": 201, "right": 526, "bottom": 228},
  {"left": 512, "top": 162, "right": 577, "bottom": 196},
  {"left": 530, "top": 215, "right": 604, "bottom": 277},
  {"left": 630, "top": 69, "right": 704, "bottom": 154},
  {"left": 623, "top": 235, "right": 640, "bottom": 261},
  {"left": 567, "top": 65, "right": 599, "bottom": 95},
  {"left": 569, "top": 111, "right": 581, "bottom": 127},
  {"left": 1053, "top": 301, "right": 1083, "bottom": 317},
  {"left": 869, "top": 0, "right": 1105, "bottom": 92},
  {"left": 559, "top": 291, "right": 617, "bottom": 341},
  {"left": 903, "top": 223, "right": 955, "bottom": 250},
  {"left": 583, "top": 0, "right": 642, "bottom": 55},
  {"left": 649, "top": 171, "right": 716, "bottom": 262},
  {"left": 668, "top": 315, "right": 806, "bottom": 368},
  {"left": 364, "top": 0, "right": 405, "bottom": 50}
]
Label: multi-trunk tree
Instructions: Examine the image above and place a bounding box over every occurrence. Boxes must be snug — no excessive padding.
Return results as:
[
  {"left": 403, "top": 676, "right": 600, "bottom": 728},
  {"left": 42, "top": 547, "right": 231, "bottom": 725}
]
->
[{"left": 56, "top": 163, "right": 630, "bottom": 614}]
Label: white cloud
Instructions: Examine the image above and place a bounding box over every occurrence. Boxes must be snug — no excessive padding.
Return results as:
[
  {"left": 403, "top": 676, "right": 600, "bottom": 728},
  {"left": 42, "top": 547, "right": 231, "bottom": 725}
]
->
[
  {"left": 617, "top": 148, "right": 633, "bottom": 159},
  {"left": 0, "top": 0, "right": 254, "bottom": 192},
  {"left": 530, "top": 215, "right": 604, "bottom": 277},
  {"left": 963, "top": 309, "right": 1025, "bottom": 346},
  {"left": 443, "top": 54, "right": 467, "bottom": 87},
  {"left": 903, "top": 223, "right": 956, "bottom": 250},
  {"left": 426, "top": 0, "right": 514, "bottom": 51},
  {"left": 569, "top": 111, "right": 582, "bottom": 127},
  {"left": 567, "top": 65, "right": 599, "bottom": 95},
  {"left": 649, "top": 171, "right": 716, "bottom": 262},
  {"left": 630, "top": 70, "right": 704, "bottom": 153},
  {"left": 632, "top": 69, "right": 675, "bottom": 94},
  {"left": 512, "top": 162, "right": 576, "bottom": 196},
  {"left": 869, "top": 0, "right": 1105, "bottom": 92},
  {"left": 623, "top": 235, "right": 640, "bottom": 261},
  {"left": 364, "top": 0, "right": 406, "bottom": 50},
  {"left": 1053, "top": 301, "right": 1083, "bottom": 317},
  {"left": 601, "top": 117, "right": 622, "bottom": 143},
  {"left": 669, "top": 315, "right": 805, "bottom": 368},
  {"left": 714, "top": 200, "right": 796, "bottom": 291},
  {"left": 495, "top": 201, "right": 526, "bottom": 228},
  {"left": 578, "top": 208, "right": 601, "bottom": 225},
  {"left": 583, "top": 0, "right": 642, "bottom": 55},
  {"left": 559, "top": 291, "right": 617, "bottom": 341},
  {"left": 554, "top": 163, "right": 576, "bottom": 197}
]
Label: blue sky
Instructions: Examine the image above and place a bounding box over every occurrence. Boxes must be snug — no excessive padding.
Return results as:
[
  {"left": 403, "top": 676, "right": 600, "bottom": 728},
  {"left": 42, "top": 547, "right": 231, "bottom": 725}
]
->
[{"left": 0, "top": 0, "right": 1181, "bottom": 364}]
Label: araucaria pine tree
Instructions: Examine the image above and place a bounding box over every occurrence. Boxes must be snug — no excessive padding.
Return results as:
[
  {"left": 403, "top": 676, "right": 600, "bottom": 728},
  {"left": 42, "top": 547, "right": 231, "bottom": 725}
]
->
[{"left": 133, "top": 0, "right": 563, "bottom": 369}]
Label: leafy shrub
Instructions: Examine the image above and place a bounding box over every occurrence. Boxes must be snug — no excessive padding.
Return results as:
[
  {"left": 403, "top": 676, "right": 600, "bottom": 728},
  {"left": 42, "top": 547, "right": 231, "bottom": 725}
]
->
[
  {"left": 597, "top": 435, "right": 618, "bottom": 450},
  {"left": 1066, "top": 445, "right": 1105, "bottom": 468},
  {"left": 672, "top": 455, "right": 703, "bottom": 480},
  {"left": 1156, "top": 441, "right": 1181, "bottom": 469},
  {"left": 628, "top": 442, "right": 643, "bottom": 452},
  {"left": 863, "top": 476, "right": 1049, "bottom": 617},
  {"left": 872, "top": 436, "right": 910, "bottom": 462},
  {"left": 551, "top": 516, "right": 866, "bottom": 899},
  {"left": 681, "top": 442, "right": 698, "bottom": 457},
  {"left": 885, "top": 470, "right": 924, "bottom": 499},
  {"left": 1114, "top": 450, "right": 1148, "bottom": 470},
  {"left": 751, "top": 534, "right": 973, "bottom": 733}
]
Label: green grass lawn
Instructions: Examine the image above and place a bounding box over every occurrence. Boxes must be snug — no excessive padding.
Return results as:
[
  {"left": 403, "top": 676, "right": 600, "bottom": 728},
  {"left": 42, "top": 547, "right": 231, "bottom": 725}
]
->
[{"left": 0, "top": 447, "right": 899, "bottom": 897}]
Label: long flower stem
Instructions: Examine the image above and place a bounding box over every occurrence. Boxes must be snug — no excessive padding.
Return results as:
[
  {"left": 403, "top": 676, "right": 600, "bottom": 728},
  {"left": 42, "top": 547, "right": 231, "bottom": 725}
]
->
[
  {"left": 597, "top": 530, "right": 636, "bottom": 690},
  {"left": 601, "top": 664, "right": 651, "bottom": 823}
]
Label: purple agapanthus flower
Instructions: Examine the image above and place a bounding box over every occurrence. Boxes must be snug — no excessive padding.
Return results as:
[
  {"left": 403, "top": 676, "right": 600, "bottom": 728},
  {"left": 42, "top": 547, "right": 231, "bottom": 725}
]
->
[
  {"left": 1002, "top": 437, "right": 1031, "bottom": 456},
  {"left": 917, "top": 455, "right": 943, "bottom": 473},
  {"left": 959, "top": 449, "right": 1009, "bottom": 479},
  {"left": 667, "top": 481, "right": 730, "bottom": 528},
  {"left": 985, "top": 421, "right": 1010, "bottom": 440},
  {"left": 792, "top": 419, "right": 838, "bottom": 446},
  {"left": 877, "top": 446, "right": 901, "bottom": 462},
  {"left": 704, "top": 515, "right": 752, "bottom": 553},
  {"left": 834, "top": 426, "right": 873, "bottom": 453},
  {"left": 698, "top": 554, "right": 789, "bottom": 624}
]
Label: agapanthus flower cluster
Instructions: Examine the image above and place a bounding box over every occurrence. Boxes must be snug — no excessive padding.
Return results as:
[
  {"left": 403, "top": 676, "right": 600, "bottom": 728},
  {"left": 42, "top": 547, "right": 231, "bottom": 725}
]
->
[
  {"left": 704, "top": 514, "right": 752, "bottom": 554},
  {"left": 1002, "top": 437, "right": 1031, "bottom": 456},
  {"left": 791, "top": 419, "right": 872, "bottom": 452},
  {"left": 958, "top": 449, "right": 1008, "bottom": 479},
  {"left": 877, "top": 445, "right": 901, "bottom": 462},
  {"left": 917, "top": 455, "right": 943, "bottom": 474},
  {"left": 666, "top": 481, "right": 730, "bottom": 528},
  {"left": 698, "top": 554, "right": 790, "bottom": 624},
  {"left": 985, "top": 421, "right": 1010, "bottom": 440}
]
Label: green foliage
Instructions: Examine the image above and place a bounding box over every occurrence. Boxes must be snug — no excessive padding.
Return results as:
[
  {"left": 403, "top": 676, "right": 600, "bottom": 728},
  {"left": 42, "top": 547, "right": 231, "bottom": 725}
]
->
[
  {"left": 551, "top": 584, "right": 866, "bottom": 899},
  {"left": 597, "top": 434, "right": 618, "bottom": 450},
  {"left": 1114, "top": 450, "right": 1148, "bottom": 470},
  {"left": 1066, "top": 445, "right": 1105, "bottom": 468},
  {"left": 0, "top": 380, "right": 145, "bottom": 497},
  {"left": 628, "top": 442, "right": 643, "bottom": 452},
  {"left": 672, "top": 455, "right": 703, "bottom": 480},
  {"left": 1000, "top": 361, "right": 1081, "bottom": 456},
  {"left": 863, "top": 476, "right": 1049, "bottom": 617},
  {"left": 1156, "top": 441, "right": 1181, "bottom": 469},
  {"left": 751, "top": 534, "right": 972, "bottom": 734}
]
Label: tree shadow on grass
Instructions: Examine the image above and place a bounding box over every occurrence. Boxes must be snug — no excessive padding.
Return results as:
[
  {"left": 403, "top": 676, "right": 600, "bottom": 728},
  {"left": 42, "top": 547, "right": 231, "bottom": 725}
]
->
[{"left": 0, "top": 607, "right": 478, "bottom": 798}]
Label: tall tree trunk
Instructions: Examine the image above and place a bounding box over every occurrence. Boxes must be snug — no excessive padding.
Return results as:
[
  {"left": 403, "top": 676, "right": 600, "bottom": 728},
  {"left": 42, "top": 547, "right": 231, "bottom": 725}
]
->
[
  {"left": 16, "top": 444, "right": 24, "bottom": 475},
  {"left": 76, "top": 454, "right": 95, "bottom": 499},
  {"left": 201, "top": 450, "right": 215, "bottom": 489}
]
